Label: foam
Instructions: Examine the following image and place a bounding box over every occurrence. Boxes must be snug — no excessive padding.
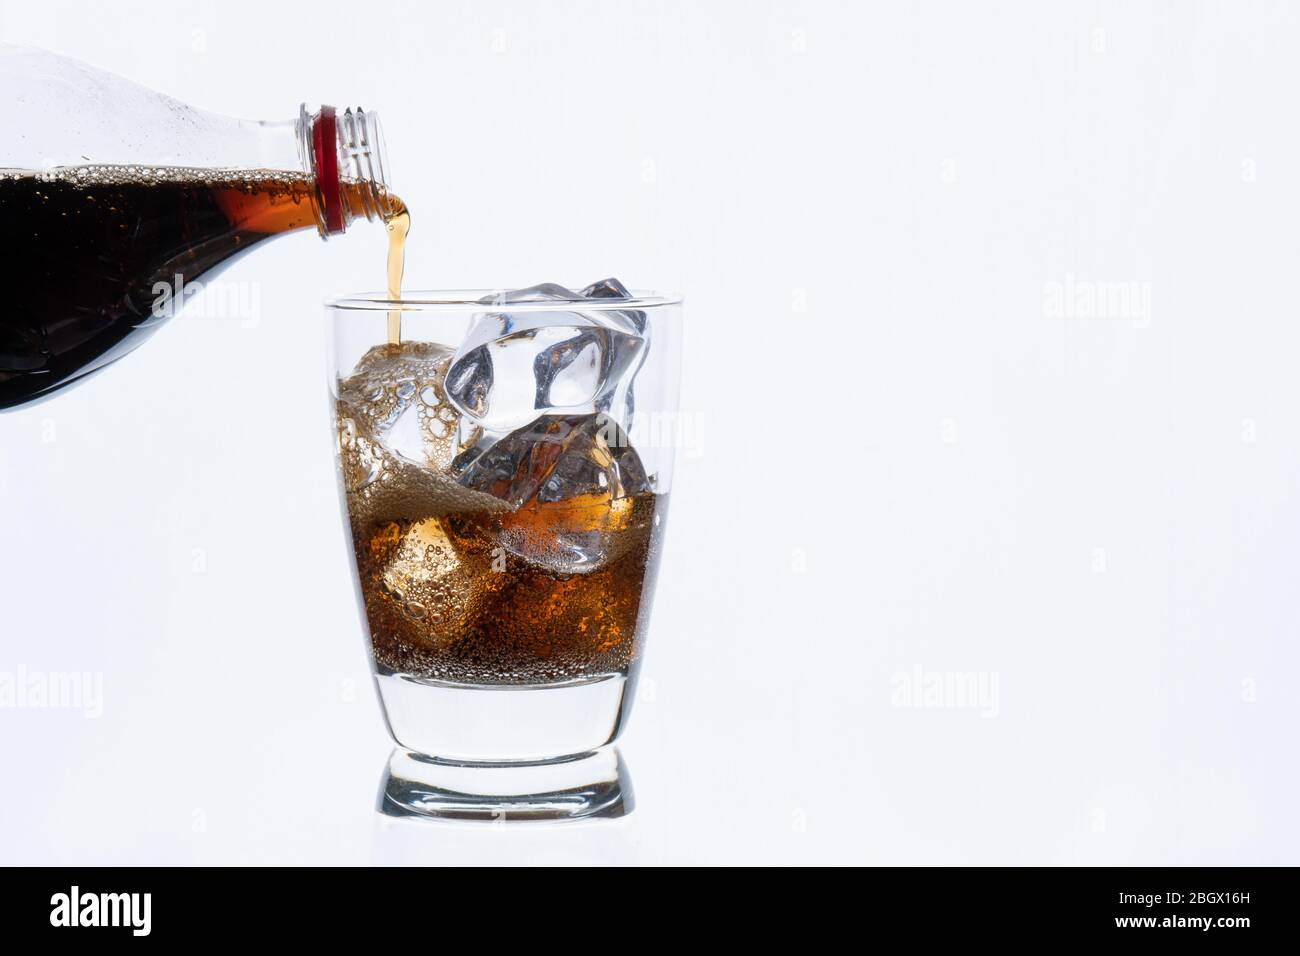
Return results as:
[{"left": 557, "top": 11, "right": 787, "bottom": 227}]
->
[{"left": 0, "top": 163, "right": 315, "bottom": 187}]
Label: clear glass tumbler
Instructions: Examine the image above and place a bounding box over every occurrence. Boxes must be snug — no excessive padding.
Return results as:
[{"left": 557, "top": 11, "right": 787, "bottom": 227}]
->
[{"left": 325, "top": 288, "right": 682, "bottom": 821}]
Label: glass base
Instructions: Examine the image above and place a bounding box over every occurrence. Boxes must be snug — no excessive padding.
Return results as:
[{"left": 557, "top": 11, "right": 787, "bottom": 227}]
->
[
  {"left": 375, "top": 671, "right": 635, "bottom": 762},
  {"left": 379, "top": 746, "right": 634, "bottom": 822}
]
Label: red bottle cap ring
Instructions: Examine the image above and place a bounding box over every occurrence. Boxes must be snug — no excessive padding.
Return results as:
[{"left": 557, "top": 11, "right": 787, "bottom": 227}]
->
[{"left": 311, "top": 106, "right": 345, "bottom": 235}]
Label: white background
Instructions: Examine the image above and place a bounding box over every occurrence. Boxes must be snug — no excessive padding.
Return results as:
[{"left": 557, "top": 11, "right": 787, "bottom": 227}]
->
[{"left": 2, "top": 0, "right": 1298, "bottom": 865}]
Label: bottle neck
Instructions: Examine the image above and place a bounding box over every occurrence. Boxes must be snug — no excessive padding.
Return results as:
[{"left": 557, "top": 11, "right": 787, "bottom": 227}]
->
[{"left": 296, "top": 104, "right": 393, "bottom": 238}]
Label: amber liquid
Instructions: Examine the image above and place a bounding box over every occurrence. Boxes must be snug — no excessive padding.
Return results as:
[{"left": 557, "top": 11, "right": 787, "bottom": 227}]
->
[
  {"left": 0, "top": 165, "right": 407, "bottom": 409},
  {"left": 385, "top": 200, "right": 409, "bottom": 344},
  {"left": 354, "top": 494, "right": 666, "bottom": 685}
]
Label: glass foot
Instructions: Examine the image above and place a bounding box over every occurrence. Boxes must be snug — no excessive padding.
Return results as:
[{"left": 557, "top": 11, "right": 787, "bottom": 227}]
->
[
  {"left": 379, "top": 745, "right": 635, "bottom": 822},
  {"left": 375, "top": 672, "right": 634, "bottom": 762}
]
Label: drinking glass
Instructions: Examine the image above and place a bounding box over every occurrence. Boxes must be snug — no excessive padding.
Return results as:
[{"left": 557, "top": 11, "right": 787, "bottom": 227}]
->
[{"left": 325, "top": 289, "right": 682, "bottom": 821}]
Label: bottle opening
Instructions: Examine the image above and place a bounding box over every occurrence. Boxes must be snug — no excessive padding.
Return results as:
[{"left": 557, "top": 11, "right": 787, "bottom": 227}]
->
[{"left": 299, "top": 104, "right": 392, "bottom": 237}]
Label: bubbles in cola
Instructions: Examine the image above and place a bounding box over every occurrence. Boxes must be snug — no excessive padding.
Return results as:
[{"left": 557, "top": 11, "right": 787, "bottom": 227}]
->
[{"left": 336, "top": 341, "right": 507, "bottom": 523}]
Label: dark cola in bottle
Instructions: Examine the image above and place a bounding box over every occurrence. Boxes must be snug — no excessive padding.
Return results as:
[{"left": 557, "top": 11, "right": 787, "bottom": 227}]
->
[{"left": 0, "top": 45, "right": 405, "bottom": 409}]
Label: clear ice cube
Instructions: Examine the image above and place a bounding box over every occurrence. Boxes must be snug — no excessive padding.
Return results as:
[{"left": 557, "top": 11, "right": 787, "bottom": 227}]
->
[
  {"left": 453, "top": 414, "right": 651, "bottom": 572},
  {"left": 453, "top": 413, "right": 649, "bottom": 509},
  {"left": 444, "top": 279, "right": 648, "bottom": 435},
  {"left": 338, "top": 341, "right": 459, "bottom": 469}
]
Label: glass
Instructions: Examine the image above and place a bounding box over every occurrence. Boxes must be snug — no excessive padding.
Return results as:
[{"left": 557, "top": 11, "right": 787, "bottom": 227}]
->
[{"left": 325, "top": 288, "right": 682, "bottom": 821}]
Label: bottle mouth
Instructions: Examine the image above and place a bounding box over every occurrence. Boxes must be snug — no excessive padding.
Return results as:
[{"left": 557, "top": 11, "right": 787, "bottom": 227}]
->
[
  {"left": 337, "top": 107, "right": 389, "bottom": 196},
  {"left": 298, "top": 104, "right": 391, "bottom": 237}
]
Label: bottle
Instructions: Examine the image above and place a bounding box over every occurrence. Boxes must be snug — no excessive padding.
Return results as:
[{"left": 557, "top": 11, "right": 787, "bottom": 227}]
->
[{"left": 0, "top": 45, "right": 401, "bottom": 409}]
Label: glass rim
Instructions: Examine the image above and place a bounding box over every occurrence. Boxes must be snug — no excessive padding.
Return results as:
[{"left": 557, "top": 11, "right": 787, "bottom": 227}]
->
[{"left": 325, "top": 289, "right": 683, "bottom": 312}]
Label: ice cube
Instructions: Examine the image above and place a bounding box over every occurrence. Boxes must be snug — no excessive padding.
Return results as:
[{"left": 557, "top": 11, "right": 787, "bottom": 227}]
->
[
  {"left": 580, "top": 277, "right": 647, "bottom": 335},
  {"left": 484, "top": 282, "right": 586, "bottom": 305},
  {"left": 580, "top": 277, "right": 632, "bottom": 300},
  {"left": 454, "top": 413, "right": 648, "bottom": 507},
  {"left": 444, "top": 279, "right": 648, "bottom": 435},
  {"left": 338, "top": 341, "right": 460, "bottom": 470},
  {"left": 336, "top": 343, "right": 508, "bottom": 523},
  {"left": 367, "top": 516, "right": 483, "bottom": 652},
  {"left": 453, "top": 413, "right": 651, "bottom": 572}
]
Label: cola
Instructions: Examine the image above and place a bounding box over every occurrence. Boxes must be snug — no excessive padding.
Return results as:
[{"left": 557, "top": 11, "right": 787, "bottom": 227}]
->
[
  {"left": 0, "top": 166, "right": 404, "bottom": 408},
  {"left": 336, "top": 334, "right": 668, "bottom": 687}
]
